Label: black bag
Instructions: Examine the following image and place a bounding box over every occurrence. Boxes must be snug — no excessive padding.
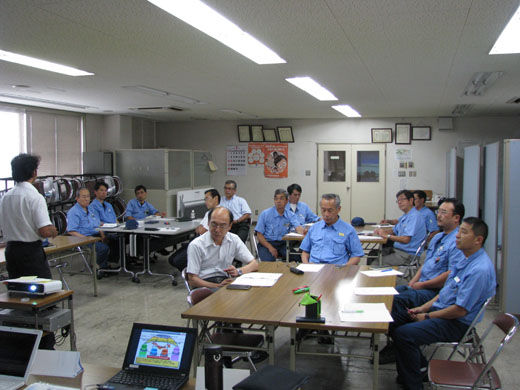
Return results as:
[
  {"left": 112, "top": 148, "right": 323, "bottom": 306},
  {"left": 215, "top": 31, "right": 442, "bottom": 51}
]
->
[{"left": 168, "top": 242, "right": 189, "bottom": 271}]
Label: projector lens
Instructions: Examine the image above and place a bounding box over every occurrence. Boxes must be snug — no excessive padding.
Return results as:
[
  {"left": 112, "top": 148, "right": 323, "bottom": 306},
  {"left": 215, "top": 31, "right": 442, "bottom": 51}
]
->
[{"left": 29, "top": 284, "right": 37, "bottom": 292}]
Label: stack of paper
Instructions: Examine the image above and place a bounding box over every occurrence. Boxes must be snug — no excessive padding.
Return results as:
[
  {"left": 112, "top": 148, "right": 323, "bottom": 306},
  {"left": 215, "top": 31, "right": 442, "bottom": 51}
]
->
[
  {"left": 30, "top": 350, "right": 83, "bottom": 378},
  {"left": 339, "top": 303, "right": 393, "bottom": 322},
  {"left": 296, "top": 264, "right": 324, "bottom": 272},
  {"left": 231, "top": 272, "right": 282, "bottom": 287},
  {"left": 360, "top": 269, "right": 403, "bottom": 277}
]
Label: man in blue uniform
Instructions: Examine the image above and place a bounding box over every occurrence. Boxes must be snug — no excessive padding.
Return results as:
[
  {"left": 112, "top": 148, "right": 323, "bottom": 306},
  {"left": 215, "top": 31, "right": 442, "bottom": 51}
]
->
[
  {"left": 89, "top": 181, "right": 119, "bottom": 264},
  {"left": 285, "top": 183, "right": 319, "bottom": 225},
  {"left": 66, "top": 188, "right": 110, "bottom": 275},
  {"left": 414, "top": 190, "right": 439, "bottom": 243},
  {"left": 300, "top": 193, "right": 364, "bottom": 266},
  {"left": 378, "top": 198, "right": 466, "bottom": 364},
  {"left": 125, "top": 185, "right": 164, "bottom": 220},
  {"left": 219, "top": 180, "right": 251, "bottom": 243},
  {"left": 255, "top": 189, "right": 303, "bottom": 261},
  {"left": 391, "top": 217, "right": 496, "bottom": 389},
  {"left": 374, "top": 190, "right": 427, "bottom": 266}
]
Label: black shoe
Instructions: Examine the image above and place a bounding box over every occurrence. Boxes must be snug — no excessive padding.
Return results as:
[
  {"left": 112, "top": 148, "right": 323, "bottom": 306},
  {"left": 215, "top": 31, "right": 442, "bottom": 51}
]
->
[
  {"left": 250, "top": 351, "right": 269, "bottom": 364},
  {"left": 317, "top": 330, "right": 334, "bottom": 344},
  {"left": 378, "top": 343, "right": 396, "bottom": 365},
  {"left": 158, "top": 249, "right": 170, "bottom": 256},
  {"left": 295, "top": 329, "right": 310, "bottom": 342},
  {"left": 396, "top": 371, "right": 428, "bottom": 385}
]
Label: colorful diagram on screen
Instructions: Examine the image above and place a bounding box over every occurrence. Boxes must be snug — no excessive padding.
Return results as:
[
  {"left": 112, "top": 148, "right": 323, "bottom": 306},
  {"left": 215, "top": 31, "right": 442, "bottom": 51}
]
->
[{"left": 134, "top": 330, "right": 186, "bottom": 369}]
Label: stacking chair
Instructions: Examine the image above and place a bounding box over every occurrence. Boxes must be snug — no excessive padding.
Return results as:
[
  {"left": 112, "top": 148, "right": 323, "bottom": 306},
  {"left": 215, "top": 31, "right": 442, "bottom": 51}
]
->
[
  {"left": 428, "top": 297, "right": 492, "bottom": 364},
  {"left": 428, "top": 312, "right": 519, "bottom": 389},
  {"left": 401, "top": 238, "right": 427, "bottom": 281},
  {"left": 181, "top": 268, "right": 192, "bottom": 293}
]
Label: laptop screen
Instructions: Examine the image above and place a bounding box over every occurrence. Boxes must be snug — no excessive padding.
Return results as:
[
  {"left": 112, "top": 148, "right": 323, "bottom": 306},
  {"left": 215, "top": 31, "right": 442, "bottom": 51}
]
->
[
  {"left": 0, "top": 329, "right": 40, "bottom": 377},
  {"left": 123, "top": 323, "right": 196, "bottom": 375}
]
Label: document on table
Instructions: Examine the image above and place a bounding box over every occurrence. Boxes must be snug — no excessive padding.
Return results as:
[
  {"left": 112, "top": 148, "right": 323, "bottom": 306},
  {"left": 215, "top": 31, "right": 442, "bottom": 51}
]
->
[
  {"left": 374, "top": 224, "right": 395, "bottom": 228},
  {"left": 231, "top": 272, "right": 283, "bottom": 287},
  {"left": 285, "top": 232, "right": 304, "bottom": 237},
  {"left": 30, "top": 350, "right": 83, "bottom": 377},
  {"left": 158, "top": 227, "right": 180, "bottom": 232},
  {"left": 354, "top": 287, "right": 399, "bottom": 295},
  {"left": 339, "top": 303, "right": 393, "bottom": 322},
  {"left": 101, "top": 223, "right": 118, "bottom": 228},
  {"left": 357, "top": 230, "right": 374, "bottom": 235},
  {"left": 360, "top": 269, "right": 403, "bottom": 277},
  {"left": 296, "top": 264, "right": 324, "bottom": 272},
  {"left": 358, "top": 235, "right": 382, "bottom": 241}
]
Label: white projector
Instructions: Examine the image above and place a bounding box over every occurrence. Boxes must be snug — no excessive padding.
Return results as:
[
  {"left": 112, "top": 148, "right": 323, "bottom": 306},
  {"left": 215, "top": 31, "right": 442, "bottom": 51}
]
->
[{"left": 3, "top": 277, "right": 63, "bottom": 295}]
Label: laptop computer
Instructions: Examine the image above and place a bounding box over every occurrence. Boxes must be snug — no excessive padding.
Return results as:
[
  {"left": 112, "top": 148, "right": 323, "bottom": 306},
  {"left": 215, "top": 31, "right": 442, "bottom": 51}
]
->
[
  {"left": 0, "top": 326, "right": 42, "bottom": 390},
  {"left": 105, "top": 323, "right": 197, "bottom": 390}
]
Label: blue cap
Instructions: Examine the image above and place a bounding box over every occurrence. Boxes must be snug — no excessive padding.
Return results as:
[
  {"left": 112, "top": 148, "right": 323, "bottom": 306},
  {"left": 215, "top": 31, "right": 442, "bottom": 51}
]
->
[
  {"left": 125, "top": 219, "right": 139, "bottom": 230},
  {"left": 351, "top": 217, "right": 365, "bottom": 227}
]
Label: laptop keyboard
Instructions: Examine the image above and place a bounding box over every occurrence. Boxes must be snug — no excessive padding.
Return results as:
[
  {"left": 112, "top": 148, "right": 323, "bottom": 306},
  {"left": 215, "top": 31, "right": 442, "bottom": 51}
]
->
[{"left": 109, "top": 371, "right": 185, "bottom": 390}]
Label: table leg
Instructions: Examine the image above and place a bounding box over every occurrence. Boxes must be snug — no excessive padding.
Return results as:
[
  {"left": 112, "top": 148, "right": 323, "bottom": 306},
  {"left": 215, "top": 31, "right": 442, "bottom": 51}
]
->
[
  {"left": 286, "top": 241, "right": 290, "bottom": 262},
  {"left": 378, "top": 243, "right": 383, "bottom": 267},
  {"left": 267, "top": 325, "right": 275, "bottom": 365},
  {"left": 372, "top": 333, "right": 379, "bottom": 389},
  {"left": 192, "top": 319, "right": 199, "bottom": 378},
  {"left": 91, "top": 243, "right": 98, "bottom": 297},
  {"left": 68, "top": 295, "right": 77, "bottom": 350},
  {"left": 290, "top": 327, "right": 296, "bottom": 370}
]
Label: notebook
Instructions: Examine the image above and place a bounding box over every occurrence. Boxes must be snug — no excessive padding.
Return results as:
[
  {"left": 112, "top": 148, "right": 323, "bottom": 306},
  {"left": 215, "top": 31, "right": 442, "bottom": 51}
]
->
[
  {"left": 0, "top": 326, "right": 42, "bottom": 390},
  {"left": 105, "top": 323, "right": 197, "bottom": 390}
]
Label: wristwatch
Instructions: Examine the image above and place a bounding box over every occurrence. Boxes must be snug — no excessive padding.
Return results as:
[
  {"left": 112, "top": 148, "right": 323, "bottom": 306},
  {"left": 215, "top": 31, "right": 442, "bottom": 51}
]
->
[
  {"left": 387, "top": 234, "right": 392, "bottom": 240},
  {"left": 425, "top": 313, "right": 431, "bottom": 320},
  {"left": 237, "top": 268, "right": 243, "bottom": 276}
]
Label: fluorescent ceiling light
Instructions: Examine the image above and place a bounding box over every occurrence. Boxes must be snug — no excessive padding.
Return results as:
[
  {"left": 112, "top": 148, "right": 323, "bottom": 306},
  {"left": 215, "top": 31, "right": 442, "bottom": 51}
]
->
[
  {"left": 122, "top": 85, "right": 203, "bottom": 104},
  {"left": 331, "top": 104, "right": 362, "bottom": 118},
  {"left": 146, "top": 0, "right": 285, "bottom": 65},
  {"left": 285, "top": 77, "right": 338, "bottom": 101},
  {"left": 0, "top": 93, "right": 93, "bottom": 109},
  {"left": 0, "top": 49, "right": 93, "bottom": 76},
  {"left": 462, "top": 71, "right": 503, "bottom": 96},
  {"left": 490, "top": 4, "right": 520, "bottom": 54}
]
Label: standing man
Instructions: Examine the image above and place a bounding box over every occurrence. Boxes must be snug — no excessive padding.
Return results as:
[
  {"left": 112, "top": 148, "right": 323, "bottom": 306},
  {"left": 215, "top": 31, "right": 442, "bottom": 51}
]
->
[
  {"left": 255, "top": 189, "right": 303, "bottom": 261},
  {"left": 286, "top": 183, "right": 320, "bottom": 225},
  {"left": 187, "top": 207, "right": 258, "bottom": 289},
  {"left": 89, "top": 181, "right": 119, "bottom": 264},
  {"left": 0, "top": 154, "right": 57, "bottom": 279},
  {"left": 195, "top": 189, "right": 220, "bottom": 235},
  {"left": 66, "top": 188, "right": 111, "bottom": 274},
  {"left": 219, "top": 180, "right": 251, "bottom": 243},
  {"left": 378, "top": 198, "right": 466, "bottom": 364},
  {"left": 125, "top": 185, "right": 165, "bottom": 220},
  {"left": 391, "top": 217, "right": 496, "bottom": 389},
  {"left": 413, "top": 190, "right": 439, "bottom": 243},
  {"left": 374, "top": 190, "right": 427, "bottom": 266},
  {"left": 300, "top": 194, "right": 364, "bottom": 266}
]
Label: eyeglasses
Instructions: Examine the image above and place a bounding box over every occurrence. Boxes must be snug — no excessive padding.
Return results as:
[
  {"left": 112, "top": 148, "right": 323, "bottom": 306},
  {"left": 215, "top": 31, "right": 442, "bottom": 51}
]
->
[
  {"left": 210, "top": 222, "right": 229, "bottom": 230},
  {"left": 396, "top": 197, "right": 408, "bottom": 203},
  {"left": 224, "top": 186, "right": 235, "bottom": 190},
  {"left": 436, "top": 209, "right": 453, "bottom": 216}
]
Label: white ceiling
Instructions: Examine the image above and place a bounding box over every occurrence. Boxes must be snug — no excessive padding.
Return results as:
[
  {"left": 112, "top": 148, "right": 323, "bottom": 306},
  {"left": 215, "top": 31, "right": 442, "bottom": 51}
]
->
[{"left": 0, "top": 0, "right": 519, "bottom": 120}]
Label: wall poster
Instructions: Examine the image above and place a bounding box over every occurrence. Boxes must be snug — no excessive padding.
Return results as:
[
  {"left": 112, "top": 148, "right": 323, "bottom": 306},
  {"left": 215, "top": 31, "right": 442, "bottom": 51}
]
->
[{"left": 248, "top": 143, "right": 288, "bottom": 178}]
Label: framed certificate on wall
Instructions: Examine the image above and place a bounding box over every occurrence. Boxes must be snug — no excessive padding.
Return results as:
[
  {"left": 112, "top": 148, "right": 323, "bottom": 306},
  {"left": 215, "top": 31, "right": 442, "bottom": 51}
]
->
[
  {"left": 251, "top": 125, "right": 264, "bottom": 142},
  {"left": 237, "top": 125, "right": 250, "bottom": 142},
  {"left": 277, "top": 126, "right": 294, "bottom": 142}
]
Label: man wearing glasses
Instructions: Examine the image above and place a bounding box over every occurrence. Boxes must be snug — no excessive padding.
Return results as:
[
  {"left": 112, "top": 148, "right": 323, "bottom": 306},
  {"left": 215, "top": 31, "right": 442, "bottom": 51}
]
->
[
  {"left": 186, "top": 207, "right": 258, "bottom": 289},
  {"left": 219, "top": 180, "right": 251, "bottom": 243},
  {"left": 373, "top": 190, "right": 427, "bottom": 266}
]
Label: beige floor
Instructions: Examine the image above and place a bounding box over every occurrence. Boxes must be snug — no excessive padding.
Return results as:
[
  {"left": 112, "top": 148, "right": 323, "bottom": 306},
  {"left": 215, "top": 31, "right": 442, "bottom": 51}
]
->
[{"left": 53, "top": 256, "right": 519, "bottom": 390}]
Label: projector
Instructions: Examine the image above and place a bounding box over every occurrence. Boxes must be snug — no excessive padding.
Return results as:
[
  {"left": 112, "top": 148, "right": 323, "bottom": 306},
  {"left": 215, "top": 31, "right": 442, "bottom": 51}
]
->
[{"left": 3, "top": 278, "right": 63, "bottom": 295}]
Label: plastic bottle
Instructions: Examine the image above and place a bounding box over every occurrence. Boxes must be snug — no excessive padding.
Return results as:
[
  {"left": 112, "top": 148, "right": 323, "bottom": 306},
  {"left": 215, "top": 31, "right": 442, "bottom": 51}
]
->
[{"left": 190, "top": 209, "right": 195, "bottom": 219}]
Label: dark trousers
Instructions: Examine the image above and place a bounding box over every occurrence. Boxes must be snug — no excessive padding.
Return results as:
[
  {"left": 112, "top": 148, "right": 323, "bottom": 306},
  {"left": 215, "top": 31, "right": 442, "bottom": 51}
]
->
[
  {"left": 5, "top": 240, "right": 55, "bottom": 350},
  {"left": 230, "top": 220, "right": 250, "bottom": 243},
  {"left": 389, "top": 285, "right": 439, "bottom": 333}
]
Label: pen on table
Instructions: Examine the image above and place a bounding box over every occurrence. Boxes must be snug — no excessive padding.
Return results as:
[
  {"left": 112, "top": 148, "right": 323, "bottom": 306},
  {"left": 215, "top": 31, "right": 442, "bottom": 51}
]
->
[
  {"left": 380, "top": 268, "right": 393, "bottom": 272},
  {"left": 342, "top": 309, "right": 364, "bottom": 313},
  {"left": 316, "top": 294, "right": 322, "bottom": 301}
]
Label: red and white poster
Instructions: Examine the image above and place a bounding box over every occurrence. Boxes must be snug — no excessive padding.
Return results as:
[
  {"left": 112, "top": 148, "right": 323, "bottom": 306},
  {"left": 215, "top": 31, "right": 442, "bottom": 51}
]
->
[{"left": 247, "top": 143, "right": 288, "bottom": 178}]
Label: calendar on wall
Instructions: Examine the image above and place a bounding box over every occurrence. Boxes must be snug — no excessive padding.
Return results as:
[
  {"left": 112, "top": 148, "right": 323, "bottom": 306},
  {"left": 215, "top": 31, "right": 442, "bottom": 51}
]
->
[{"left": 226, "top": 145, "right": 247, "bottom": 176}]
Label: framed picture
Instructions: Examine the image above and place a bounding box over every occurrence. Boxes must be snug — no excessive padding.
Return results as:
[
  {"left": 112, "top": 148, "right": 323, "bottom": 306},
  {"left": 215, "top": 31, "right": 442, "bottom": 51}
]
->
[
  {"left": 277, "top": 126, "right": 294, "bottom": 143},
  {"left": 251, "top": 125, "right": 264, "bottom": 142},
  {"left": 262, "top": 128, "right": 278, "bottom": 142},
  {"left": 371, "top": 128, "right": 393, "bottom": 143},
  {"left": 412, "top": 126, "right": 432, "bottom": 140},
  {"left": 395, "top": 123, "right": 411, "bottom": 144},
  {"left": 237, "top": 125, "right": 250, "bottom": 142}
]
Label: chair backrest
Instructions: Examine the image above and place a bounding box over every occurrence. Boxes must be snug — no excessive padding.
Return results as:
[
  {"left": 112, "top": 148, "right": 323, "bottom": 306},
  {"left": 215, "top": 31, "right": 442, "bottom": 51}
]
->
[
  {"left": 470, "top": 312, "right": 519, "bottom": 387},
  {"left": 187, "top": 287, "right": 213, "bottom": 306},
  {"left": 249, "top": 230, "right": 260, "bottom": 260},
  {"left": 181, "top": 268, "right": 192, "bottom": 293}
]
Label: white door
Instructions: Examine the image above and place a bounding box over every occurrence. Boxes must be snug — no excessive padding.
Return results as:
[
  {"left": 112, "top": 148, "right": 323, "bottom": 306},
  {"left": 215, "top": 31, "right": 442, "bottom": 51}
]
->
[{"left": 317, "top": 144, "right": 385, "bottom": 223}]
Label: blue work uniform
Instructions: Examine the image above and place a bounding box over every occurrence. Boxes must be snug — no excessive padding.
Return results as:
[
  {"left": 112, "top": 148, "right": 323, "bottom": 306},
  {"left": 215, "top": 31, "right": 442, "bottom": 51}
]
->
[
  {"left": 125, "top": 198, "right": 158, "bottom": 220},
  {"left": 66, "top": 203, "right": 109, "bottom": 267},
  {"left": 392, "top": 247, "right": 496, "bottom": 390},
  {"left": 393, "top": 207, "right": 427, "bottom": 254},
  {"left": 285, "top": 201, "right": 319, "bottom": 225},
  {"left": 88, "top": 199, "right": 116, "bottom": 224},
  {"left": 255, "top": 207, "right": 301, "bottom": 261},
  {"left": 300, "top": 219, "right": 364, "bottom": 265},
  {"left": 417, "top": 206, "right": 439, "bottom": 234},
  {"left": 219, "top": 195, "right": 251, "bottom": 221}
]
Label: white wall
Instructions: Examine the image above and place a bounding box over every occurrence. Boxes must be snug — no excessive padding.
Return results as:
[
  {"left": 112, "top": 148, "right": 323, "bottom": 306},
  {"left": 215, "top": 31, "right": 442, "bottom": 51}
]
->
[{"left": 156, "top": 117, "right": 520, "bottom": 220}]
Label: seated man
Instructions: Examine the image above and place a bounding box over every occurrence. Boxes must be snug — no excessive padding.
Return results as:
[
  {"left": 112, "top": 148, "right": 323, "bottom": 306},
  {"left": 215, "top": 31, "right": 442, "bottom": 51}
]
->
[
  {"left": 255, "top": 189, "right": 303, "bottom": 262},
  {"left": 379, "top": 198, "right": 466, "bottom": 364},
  {"left": 301, "top": 193, "right": 364, "bottom": 266},
  {"left": 66, "top": 188, "right": 111, "bottom": 275},
  {"left": 89, "top": 181, "right": 119, "bottom": 264},
  {"left": 286, "top": 183, "right": 320, "bottom": 225},
  {"left": 125, "top": 185, "right": 165, "bottom": 220},
  {"left": 391, "top": 217, "right": 496, "bottom": 389},
  {"left": 219, "top": 180, "right": 251, "bottom": 243},
  {"left": 187, "top": 207, "right": 258, "bottom": 289},
  {"left": 373, "top": 190, "right": 427, "bottom": 266},
  {"left": 195, "top": 188, "right": 220, "bottom": 235},
  {"left": 413, "top": 190, "right": 439, "bottom": 243}
]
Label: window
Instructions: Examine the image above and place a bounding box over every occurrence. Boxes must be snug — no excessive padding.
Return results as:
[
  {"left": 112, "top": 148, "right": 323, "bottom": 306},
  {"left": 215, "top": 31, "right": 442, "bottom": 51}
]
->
[{"left": 0, "top": 110, "right": 25, "bottom": 179}]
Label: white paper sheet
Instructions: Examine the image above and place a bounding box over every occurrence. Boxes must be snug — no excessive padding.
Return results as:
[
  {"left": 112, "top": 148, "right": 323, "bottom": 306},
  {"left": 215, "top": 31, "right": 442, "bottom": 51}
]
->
[
  {"left": 231, "top": 272, "right": 282, "bottom": 287},
  {"left": 296, "top": 264, "right": 325, "bottom": 272},
  {"left": 358, "top": 235, "right": 382, "bottom": 241},
  {"left": 101, "top": 223, "right": 117, "bottom": 228},
  {"left": 357, "top": 230, "right": 374, "bottom": 235},
  {"left": 285, "top": 232, "right": 304, "bottom": 237},
  {"left": 360, "top": 269, "right": 403, "bottom": 277},
  {"left": 30, "top": 350, "right": 83, "bottom": 378},
  {"left": 374, "top": 224, "right": 395, "bottom": 228},
  {"left": 339, "top": 303, "right": 393, "bottom": 322},
  {"left": 354, "top": 287, "right": 399, "bottom": 295},
  {"left": 158, "top": 227, "right": 180, "bottom": 232}
]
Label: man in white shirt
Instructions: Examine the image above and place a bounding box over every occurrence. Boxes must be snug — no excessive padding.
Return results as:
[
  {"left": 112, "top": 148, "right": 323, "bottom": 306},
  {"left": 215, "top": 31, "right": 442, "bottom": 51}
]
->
[
  {"left": 187, "top": 206, "right": 258, "bottom": 289},
  {"left": 219, "top": 180, "right": 251, "bottom": 243},
  {"left": 195, "top": 189, "right": 221, "bottom": 235},
  {"left": 0, "top": 154, "right": 57, "bottom": 279}
]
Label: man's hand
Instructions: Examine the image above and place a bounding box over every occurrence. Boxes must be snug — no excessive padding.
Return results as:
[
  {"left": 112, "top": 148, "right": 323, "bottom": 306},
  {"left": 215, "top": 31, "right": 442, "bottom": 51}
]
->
[
  {"left": 268, "top": 246, "right": 278, "bottom": 259},
  {"left": 411, "top": 281, "right": 424, "bottom": 290},
  {"left": 414, "top": 313, "right": 429, "bottom": 322},
  {"left": 224, "top": 265, "right": 239, "bottom": 277},
  {"left": 407, "top": 305, "right": 426, "bottom": 320},
  {"left": 218, "top": 278, "right": 234, "bottom": 287}
]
